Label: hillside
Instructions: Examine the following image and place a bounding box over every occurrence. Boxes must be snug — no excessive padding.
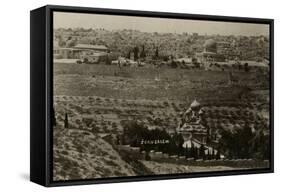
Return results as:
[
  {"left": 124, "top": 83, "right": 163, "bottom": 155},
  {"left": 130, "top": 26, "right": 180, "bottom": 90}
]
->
[{"left": 53, "top": 128, "right": 136, "bottom": 181}]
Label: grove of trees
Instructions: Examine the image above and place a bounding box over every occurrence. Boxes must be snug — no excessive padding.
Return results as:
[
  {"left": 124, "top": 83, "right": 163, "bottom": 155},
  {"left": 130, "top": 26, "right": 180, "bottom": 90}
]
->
[{"left": 120, "top": 120, "right": 219, "bottom": 160}]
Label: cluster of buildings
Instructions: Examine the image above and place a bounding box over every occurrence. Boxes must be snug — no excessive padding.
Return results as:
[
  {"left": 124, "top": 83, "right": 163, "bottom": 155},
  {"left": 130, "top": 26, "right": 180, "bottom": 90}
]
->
[
  {"left": 195, "top": 39, "right": 269, "bottom": 71},
  {"left": 53, "top": 27, "right": 270, "bottom": 71},
  {"left": 53, "top": 41, "right": 110, "bottom": 64}
]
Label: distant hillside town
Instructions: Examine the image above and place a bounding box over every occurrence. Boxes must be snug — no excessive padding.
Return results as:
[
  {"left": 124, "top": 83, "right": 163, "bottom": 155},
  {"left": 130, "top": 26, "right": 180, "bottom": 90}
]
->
[{"left": 53, "top": 28, "right": 269, "bottom": 71}]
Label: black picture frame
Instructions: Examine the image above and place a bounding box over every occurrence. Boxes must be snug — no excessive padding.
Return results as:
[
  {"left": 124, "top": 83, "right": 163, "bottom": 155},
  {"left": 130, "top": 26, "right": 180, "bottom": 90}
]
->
[{"left": 30, "top": 4, "right": 274, "bottom": 187}]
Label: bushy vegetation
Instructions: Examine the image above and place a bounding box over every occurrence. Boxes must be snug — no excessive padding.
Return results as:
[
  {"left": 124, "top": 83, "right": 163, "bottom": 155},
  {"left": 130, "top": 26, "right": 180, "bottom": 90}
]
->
[
  {"left": 120, "top": 120, "right": 219, "bottom": 160},
  {"left": 219, "top": 122, "right": 269, "bottom": 160}
]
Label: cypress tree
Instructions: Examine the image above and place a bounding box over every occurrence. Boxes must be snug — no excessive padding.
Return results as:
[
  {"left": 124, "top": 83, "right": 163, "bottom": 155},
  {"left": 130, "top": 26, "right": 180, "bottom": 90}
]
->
[
  {"left": 127, "top": 50, "right": 131, "bottom": 59},
  {"left": 133, "top": 46, "right": 139, "bottom": 61},
  {"left": 64, "top": 112, "right": 69, "bottom": 128},
  {"left": 185, "top": 146, "right": 189, "bottom": 158},
  {"left": 155, "top": 46, "right": 159, "bottom": 58},
  {"left": 216, "top": 149, "right": 221, "bottom": 160},
  {"left": 207, "top": 149, "right": 210, "bottom": 160},
  {"left": 140, "top": 45, "right": 146, "bottom": 58},
  {"left": 199, "top": 144, "right": 205, "bottom": 160},
  {"left": 193, "top": 146, "right": 198, "bottom": 159},
  {"left": 190, "top": 143, "right": 195, "bottom": 158}
]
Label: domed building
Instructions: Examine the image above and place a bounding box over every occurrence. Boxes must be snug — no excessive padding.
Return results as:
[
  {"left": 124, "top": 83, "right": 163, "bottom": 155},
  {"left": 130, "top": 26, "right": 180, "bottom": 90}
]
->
[
  {"left": 177, "top": 100, "right": 208, "bottom": 144},
  {"left": 196, "top": 39, "right": 226, "bottom": 67},
  {"left": 176, "top": 100, "right": 222, "bottom": 158},
  {"left": 204, "top": 39, "right": 217, "bottom": 53}
]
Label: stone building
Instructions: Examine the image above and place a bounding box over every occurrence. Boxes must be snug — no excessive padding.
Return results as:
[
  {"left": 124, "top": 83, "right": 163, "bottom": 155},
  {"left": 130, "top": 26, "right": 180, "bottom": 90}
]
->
[{"left": 177, "top": 100, "right": 208, "bottom": 144}]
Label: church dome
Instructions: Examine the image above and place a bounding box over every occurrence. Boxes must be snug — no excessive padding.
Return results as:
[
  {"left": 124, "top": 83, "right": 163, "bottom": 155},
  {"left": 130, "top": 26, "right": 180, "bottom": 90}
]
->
[
  {"left": 204, "top": 39, "right": 217, "bottom": 53},
  {"left": 190, "top": 99, "right": 201, "bottom": 109}
]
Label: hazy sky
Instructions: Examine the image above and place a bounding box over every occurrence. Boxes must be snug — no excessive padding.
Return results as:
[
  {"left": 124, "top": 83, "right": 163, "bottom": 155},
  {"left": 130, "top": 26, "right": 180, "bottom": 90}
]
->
[{"left": 54, "top": 12, "right": 269, "bottom": 36}]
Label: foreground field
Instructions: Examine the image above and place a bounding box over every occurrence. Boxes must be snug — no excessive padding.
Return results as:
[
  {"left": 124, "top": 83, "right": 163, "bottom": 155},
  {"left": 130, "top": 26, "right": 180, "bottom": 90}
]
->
[
  {"left": 53, "top": 127, "right": 268, "bottom": 180},
  {"left": 53, "top": 94, "right": 269, "bottom": 180}
]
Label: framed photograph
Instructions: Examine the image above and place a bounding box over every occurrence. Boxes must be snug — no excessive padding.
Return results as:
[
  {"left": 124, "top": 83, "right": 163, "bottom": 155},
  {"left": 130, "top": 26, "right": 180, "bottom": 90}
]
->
[{"left": 30, "top": 5, "right": 274, "bottom": 187}]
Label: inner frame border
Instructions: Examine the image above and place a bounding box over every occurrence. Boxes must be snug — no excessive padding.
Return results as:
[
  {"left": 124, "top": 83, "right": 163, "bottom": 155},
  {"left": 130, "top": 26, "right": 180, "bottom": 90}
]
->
[{"left": 45, "top": 5, "right": 274, "bottom": 187}]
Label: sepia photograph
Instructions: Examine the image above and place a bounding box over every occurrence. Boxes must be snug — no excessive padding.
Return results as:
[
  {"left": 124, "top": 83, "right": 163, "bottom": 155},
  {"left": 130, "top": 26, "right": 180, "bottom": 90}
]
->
[{"left": 52, "top": 11, "right": 271, "bottom": 181}]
